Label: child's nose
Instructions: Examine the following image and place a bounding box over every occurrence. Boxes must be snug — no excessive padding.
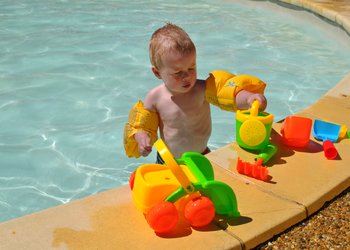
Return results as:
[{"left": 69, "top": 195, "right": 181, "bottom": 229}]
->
[{"left": 182, "top": 71, "right": 190, "bottom": 80}]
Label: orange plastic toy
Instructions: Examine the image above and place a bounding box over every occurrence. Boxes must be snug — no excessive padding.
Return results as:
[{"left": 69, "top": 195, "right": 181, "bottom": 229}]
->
[
  {"left": 322, "top": 139, "right": 338, "bottom": 160},
  {"left": 236, "top": 157, "right": 269, "bottom": 181},
  {"left": 280, "top": 116, "right": 312, "bottom": 148},
  {"left": 130, "top": 139, "right": 240, "bottom": 233}
]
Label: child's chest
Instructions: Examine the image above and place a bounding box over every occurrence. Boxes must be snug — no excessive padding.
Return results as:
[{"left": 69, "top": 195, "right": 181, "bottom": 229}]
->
[{"left": 159, "top": 94, "right": 209, "bottom": 125}]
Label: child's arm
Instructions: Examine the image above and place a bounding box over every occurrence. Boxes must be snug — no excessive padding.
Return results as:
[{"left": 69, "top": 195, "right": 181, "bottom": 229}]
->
[
  {"left": 123, "top": 100, "right": 159, "bottom": 158},
  {"left": 133, "top": 89, "right": 160, "bottom": 157},
  {"left": 205, "top": 70, "right": 267, "bottom": 111}
]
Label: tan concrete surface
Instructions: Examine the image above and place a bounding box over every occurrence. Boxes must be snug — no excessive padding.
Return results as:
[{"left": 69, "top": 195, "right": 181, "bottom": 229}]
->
[
  {"left": 0, "top": 163, "right": 307, "bottom": 250},
  {"left": 212, "top": 166, "right": 306, "bottom": 250},
  {"left": 279, "top": 0, "right": 350, "bottom": 34},
  {"left": 0, "top": 1, "right": 349, "bottom": 250},
  {"left": 0, "top": 185, "right": 242, "bottom": 250}
]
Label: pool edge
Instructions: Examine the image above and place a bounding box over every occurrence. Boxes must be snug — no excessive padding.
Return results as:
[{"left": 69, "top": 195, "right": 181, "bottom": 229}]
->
[{"left": 278, "top": 0, "right": 350, "bottom": 35}]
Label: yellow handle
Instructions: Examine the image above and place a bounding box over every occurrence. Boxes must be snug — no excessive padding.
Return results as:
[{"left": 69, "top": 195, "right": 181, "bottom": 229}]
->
[
  {"left": 154, "top": 139, "right": 195, "bottom": 193},
  {"left": 250, "top": 100, "right": 260, "bottom": 117},
  {"left": 338, "top": 125, "right": 348, "bottom": 140}
]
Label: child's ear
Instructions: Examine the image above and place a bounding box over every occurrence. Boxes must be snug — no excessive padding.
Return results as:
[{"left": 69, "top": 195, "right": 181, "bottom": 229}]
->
[{"left": 152, "top": 66, "right": 161, "bottom": 79}]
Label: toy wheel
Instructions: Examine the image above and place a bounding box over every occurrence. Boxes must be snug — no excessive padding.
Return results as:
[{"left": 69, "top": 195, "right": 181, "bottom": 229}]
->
[
  {"left": 184, "top": 196, "right": 215, "bottom": 228},
  {"left": 146, "top": 201, "right": 178, "bottom": 233},
  {"left": 129, "top": 171, "right": 136, "bottom": 190}
]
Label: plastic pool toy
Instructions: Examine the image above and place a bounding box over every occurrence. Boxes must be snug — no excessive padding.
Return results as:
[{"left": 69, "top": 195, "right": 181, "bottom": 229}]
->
[
  {"left": 280, "top": 116, "right": 312, "bottom": 147},
  {"left": 130, "top": 139, "right": 240, "bottom": 233},
  {"left": 322, "top": 140, "right": 338, "bottom": 160},
  {"left": 236, "top": 100, "right": 277, "bottom": 165},
  {"left": 236, "top": 100, "right": 274, "bottom": 150},
  {"left": 256, "top": 143, "right": 278, "bottom": 163},
  {"left": 312, "top": 119, "right": 348, "bottom": 142},
  {"left": 236, "top": 158, "right": 269, "bottom": 181},
  {"left": 235, "top": 143, "right": 277, "bottom": 182},
  {"left": 235, "top": 143, "right": 276, "bottom": 181},
  {"left": 312, "top": 120, "right": 342, "bottom": 142},
  {"left": 312, "top": 119, "right": 347, "bottom": 160}
]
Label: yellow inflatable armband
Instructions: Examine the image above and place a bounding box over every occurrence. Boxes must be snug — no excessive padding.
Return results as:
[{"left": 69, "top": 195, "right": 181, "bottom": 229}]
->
[
  {"left": 205, "top": 70, "right": 266, "bottom": 111},
  {"left": 124, "top": 101, "right": 159, "bottom": 158}
]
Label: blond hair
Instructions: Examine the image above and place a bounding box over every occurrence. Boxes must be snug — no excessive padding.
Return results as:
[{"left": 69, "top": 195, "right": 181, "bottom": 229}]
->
[{"left": 149, "top": 23, "right": 196, "bottom": 69}]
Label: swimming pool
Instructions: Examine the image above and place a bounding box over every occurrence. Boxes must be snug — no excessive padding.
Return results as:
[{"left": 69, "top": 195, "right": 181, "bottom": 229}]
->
[{"left": 1, "top": 0, "right": 350, "bottom": 222}]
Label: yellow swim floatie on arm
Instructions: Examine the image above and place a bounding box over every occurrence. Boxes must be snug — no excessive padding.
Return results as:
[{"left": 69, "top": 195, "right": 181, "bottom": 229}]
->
[
  {"left": 205, "top": 70, "right": 266, "bottom": 111},
  {"left": 124, "top": 101, "right": 159, "bottom": 158}
]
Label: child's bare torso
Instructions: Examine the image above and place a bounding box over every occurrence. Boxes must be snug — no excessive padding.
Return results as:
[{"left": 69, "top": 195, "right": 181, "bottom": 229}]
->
[{"left": 144, "top": 80, "right": 211, "bottom": 158}]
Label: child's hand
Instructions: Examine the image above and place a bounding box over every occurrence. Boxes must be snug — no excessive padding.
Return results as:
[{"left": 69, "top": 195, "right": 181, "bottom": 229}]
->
[
  {"left": 236, "top": 90, "right": 267, "bottom": 111},
  {"left": 134, "top": 131, "right": 153, "bottom": 157},
  {"left": 247, "top": 93, "right": 267, "bottom": 111}
]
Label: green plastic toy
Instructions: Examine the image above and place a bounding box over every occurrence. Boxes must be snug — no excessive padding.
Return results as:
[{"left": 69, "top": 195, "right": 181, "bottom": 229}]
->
[
  {"left": 130, "top": 139, "right": 240, "bottom": 233},
  {"left": 236, "top": 100, "right": 273, "bottom": 150},
  {"left": 236, "top": 100, "right": 277, "bottom": 164}
]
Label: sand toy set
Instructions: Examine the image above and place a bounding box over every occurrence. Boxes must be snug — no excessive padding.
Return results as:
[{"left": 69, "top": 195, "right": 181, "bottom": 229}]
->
[
  {"left": 130, "top": 101, "right": 349, "bottom": 232},
  {"left": 235, "top": 100, "right": 277, "bottom": 181},
  {"left": 235, "top": 101, "right": 349, "bottom": 181}
]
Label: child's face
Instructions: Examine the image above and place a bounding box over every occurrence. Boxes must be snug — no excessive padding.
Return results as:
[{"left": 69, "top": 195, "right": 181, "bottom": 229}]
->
[{"left": 153, "top": 51, "right": 197, "bottom": 95}]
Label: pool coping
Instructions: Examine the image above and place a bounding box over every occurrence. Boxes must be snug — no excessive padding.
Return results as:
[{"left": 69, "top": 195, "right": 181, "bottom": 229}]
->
[
  {"left": 278, "top": 0, "right": 350, "bottom": 35},
  {"left": 0, "top": 1, "right": 349, "bottom": 249}
]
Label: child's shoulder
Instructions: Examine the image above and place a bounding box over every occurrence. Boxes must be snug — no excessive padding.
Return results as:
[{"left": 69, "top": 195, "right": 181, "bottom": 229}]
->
[
  {"left": 144, "top": 84, "right": 165, "bottom": 111},
  {"left": 144, "top": 84, "right": 166, "bottom": 104},
  {"left": 147, "top": 83, "right": 165, "bottom": 96}
]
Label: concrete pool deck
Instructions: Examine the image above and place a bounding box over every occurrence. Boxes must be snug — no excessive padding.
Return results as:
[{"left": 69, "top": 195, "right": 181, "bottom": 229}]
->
[
  {"left": 0, "top": 0, "right": 349, "bottom": 249},
  {"left": 279, "top": 0, "right": 350, "bottom": 34}
]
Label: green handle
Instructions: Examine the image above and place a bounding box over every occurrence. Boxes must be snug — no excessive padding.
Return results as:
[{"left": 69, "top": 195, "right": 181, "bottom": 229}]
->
[{"left": 257, "top": 143, "right": 277, "bottom": 163}]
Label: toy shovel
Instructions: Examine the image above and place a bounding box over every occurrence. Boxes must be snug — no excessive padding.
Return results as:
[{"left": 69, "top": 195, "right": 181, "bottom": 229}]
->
[{"left": 312, "top": 120, "right": 347, "bottom": 159}]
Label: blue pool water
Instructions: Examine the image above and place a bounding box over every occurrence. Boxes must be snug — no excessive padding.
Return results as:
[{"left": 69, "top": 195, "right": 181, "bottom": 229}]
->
[{"left": 1, "top": 0, "right": 350, "bottom": 222}]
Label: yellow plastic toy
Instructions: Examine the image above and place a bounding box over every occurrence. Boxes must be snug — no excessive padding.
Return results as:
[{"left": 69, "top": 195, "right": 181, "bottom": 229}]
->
[
  {"left": 236, "top": 100, "right": 273, "bottom": 150},
  {"left": 236, "top": 100, "right": 277, "bottom": 165},
  {"left": 129, "top": 139, "right": 240, "bottom": 233}
]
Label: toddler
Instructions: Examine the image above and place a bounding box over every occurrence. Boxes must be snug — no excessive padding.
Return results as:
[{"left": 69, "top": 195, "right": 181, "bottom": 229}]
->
[{"left": 124, "top": 23, "right": 267, "bottom": 162}]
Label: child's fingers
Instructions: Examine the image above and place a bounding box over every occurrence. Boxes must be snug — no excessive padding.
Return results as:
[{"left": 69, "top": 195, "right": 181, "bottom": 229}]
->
[
  {"left": 248, "top": 94, "right": 267, "bottom": 110},
  {"left": 140, "top": 137, "right": 152, "bottom": 156},
  {"left": 139, "top": 146, "right": 151, "bottom": 156}
]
